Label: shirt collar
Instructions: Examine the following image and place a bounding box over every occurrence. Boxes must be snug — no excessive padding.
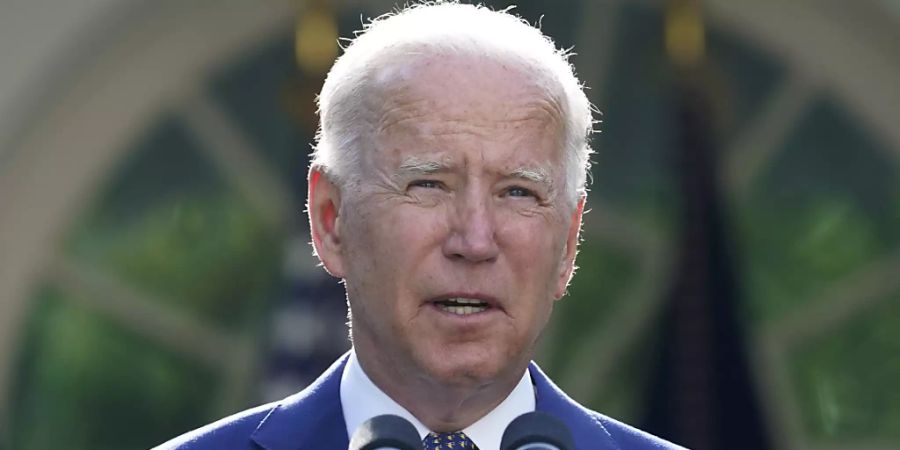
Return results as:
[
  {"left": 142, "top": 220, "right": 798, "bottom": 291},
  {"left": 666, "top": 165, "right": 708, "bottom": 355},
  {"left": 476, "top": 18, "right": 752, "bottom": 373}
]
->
[{"left": 340, "top": 349, "right": 535, "bottom": 450}]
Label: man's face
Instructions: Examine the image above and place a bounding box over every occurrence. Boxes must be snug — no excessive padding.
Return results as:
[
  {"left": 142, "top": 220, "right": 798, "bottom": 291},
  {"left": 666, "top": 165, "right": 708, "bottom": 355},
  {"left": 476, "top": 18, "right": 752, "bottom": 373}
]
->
[{"left": 313, "top": 55, "right": 583, "bottom": 388}]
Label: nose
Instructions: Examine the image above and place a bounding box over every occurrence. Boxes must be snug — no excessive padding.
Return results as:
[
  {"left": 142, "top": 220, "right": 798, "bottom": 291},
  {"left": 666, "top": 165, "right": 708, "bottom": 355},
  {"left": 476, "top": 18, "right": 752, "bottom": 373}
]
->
[{"left": 442, "top": 191, "right": 500, "bottom": 263}]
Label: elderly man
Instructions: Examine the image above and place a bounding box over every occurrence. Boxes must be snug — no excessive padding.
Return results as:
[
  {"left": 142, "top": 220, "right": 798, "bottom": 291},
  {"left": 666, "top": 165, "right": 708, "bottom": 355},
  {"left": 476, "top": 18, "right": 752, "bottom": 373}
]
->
[{"left": 158, "top": 2, "right": 682, "bottom": 449}]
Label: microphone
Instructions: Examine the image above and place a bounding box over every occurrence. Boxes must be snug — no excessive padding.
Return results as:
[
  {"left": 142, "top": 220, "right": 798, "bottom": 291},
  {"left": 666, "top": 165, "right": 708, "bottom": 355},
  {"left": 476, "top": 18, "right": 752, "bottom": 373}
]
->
[
  {"left": 500, "top": 412, "right": 575, "bottom": 450},
  {"left": 349, "top": 414, "right": 422, "bottom": 450}
]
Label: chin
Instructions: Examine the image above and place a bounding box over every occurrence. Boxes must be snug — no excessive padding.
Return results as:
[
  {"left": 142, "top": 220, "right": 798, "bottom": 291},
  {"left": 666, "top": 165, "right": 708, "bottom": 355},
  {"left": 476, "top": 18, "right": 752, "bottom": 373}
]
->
[{"left": 419, "top": 345, "right": 517, "bottom": 387}]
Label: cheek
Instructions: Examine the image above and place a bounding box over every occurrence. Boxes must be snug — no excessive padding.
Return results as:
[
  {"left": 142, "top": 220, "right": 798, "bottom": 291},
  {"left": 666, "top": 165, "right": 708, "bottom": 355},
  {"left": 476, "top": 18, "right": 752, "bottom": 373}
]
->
[
  {"left": 384, "top": 205, "right": 447, "bottom": 251},
  {"left": 344, "top": 202, "right": 447, "bottom": 279},
  {"left": 497, "top": 213, "right": 567, "bottom": 275}
]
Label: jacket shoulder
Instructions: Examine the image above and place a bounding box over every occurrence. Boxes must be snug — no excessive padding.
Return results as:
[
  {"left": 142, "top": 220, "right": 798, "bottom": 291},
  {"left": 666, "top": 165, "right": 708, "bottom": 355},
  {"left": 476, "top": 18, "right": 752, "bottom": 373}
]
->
[
  {"left": 589, "top": 410, "right": 687, "bottom": 450},
  {"left": 529, "top": 362, "right": 686, "bottom": 450},
  {"left": 152, "top": 401, "right": 279, "bottom": 450}
]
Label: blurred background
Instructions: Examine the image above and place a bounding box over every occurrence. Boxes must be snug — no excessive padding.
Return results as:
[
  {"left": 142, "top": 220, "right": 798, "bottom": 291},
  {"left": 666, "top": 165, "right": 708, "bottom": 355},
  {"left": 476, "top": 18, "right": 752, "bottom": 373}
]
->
[{"left": 1, "top": 0, "right": 899, "bottom": 449}]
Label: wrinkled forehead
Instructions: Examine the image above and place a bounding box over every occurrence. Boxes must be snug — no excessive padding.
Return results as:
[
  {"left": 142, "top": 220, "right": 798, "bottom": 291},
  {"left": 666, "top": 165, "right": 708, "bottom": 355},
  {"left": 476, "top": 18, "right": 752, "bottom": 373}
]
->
[
  {"left": 353, "top": 54, "right": 567, "bottom": 186},
  {"left": 367, "top": 53, "right": 566, "bottom": 144},
  {"left": 374, "top": 52, "right": 563, "bottom": 112}
]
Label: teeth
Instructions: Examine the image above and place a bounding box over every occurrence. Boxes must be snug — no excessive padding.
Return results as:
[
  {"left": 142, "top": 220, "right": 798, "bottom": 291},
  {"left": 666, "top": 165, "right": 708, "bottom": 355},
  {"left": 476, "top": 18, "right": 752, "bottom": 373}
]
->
[
  {"left": 447, "top": 297, "right": 487, "bottom": 306},
  {"left": 440, "top": 304, "right": 488, "bottom": 315},
  {"left": 434, "top": 297, "right": 490, "bottom": 315}
]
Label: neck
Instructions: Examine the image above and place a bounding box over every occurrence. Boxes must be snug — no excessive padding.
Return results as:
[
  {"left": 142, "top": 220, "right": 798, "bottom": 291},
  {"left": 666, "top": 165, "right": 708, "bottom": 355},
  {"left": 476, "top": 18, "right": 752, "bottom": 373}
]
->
[{"left": 353, "top": 344, "right": 526, "bottom": 432}]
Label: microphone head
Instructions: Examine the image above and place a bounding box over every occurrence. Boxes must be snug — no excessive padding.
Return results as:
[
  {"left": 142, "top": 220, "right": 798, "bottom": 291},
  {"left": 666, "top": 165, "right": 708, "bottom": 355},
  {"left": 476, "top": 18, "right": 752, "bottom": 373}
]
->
[
  {"left": 349, "top": 414, "right": 422, "bottom": 450},
  {"left": 500, "top": 412, "right": 575, "bottom": 450}
]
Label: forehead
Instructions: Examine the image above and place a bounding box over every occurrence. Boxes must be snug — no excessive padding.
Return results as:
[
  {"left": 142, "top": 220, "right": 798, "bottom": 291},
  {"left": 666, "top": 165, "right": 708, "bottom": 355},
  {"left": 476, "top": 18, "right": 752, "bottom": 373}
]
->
[{"left": 369, "top": 54, "right": 565, "bottom": 165}]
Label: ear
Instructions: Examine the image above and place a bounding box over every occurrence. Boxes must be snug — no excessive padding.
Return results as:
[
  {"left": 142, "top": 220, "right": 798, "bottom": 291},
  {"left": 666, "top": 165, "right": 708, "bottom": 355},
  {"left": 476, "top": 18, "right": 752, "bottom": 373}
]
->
[
  {"left": 554, "top": 196, "right": 586, "bottom": 300},
  {"left": 308, "top": 166, "right": 346, "bottom": 278}
]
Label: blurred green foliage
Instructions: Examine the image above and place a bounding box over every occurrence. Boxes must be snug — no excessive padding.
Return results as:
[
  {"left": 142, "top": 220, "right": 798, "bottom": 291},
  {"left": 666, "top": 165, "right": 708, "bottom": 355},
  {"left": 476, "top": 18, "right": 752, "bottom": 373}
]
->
[
  {"left": 548, "top": 237, "right": 640, "bottom": 372},
  {"left": 12, "top": 288, "right": 218, "bottom": 450},
  {"left": 12, "top": 112, "right": 284, "bottom": 448},
  {"left": 740, "top": 197, "right": 880, "bottom": 324},
  {"left": 14, "top": 189, "right": 281, "bottom": 448},
  {"left": 542, "top": 235, "right": 648, "bottom": 420},
  {"left": 67, "top": 117, "right": 281, "bottom": 330},
  {"left": 739, "top": 99, "right": 900, "bottom": 325},
  {"left": 737, "top": 97, "right": 900, "bottom": 443},
  {"left": 68, "top": 193, "right": 280, "bottom": 330},
  {"left": 789, "top": 292, "right": 900, "bottom": 438},
  {"left": 585, "top": 326, "right": 661, "bottom": 422}
]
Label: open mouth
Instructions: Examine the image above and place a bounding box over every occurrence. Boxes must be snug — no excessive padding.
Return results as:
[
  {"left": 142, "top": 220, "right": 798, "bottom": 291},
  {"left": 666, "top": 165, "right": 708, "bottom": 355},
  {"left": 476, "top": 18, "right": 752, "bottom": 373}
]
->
[{"left": 432, "top": 297, "right": 491, "bottom": 315}]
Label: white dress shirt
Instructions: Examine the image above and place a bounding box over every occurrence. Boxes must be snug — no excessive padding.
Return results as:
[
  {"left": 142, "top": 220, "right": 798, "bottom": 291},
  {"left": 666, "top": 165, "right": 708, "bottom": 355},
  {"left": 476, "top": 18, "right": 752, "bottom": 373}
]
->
[{"left": 340, "top": 349, "right": 536, "bottom": 450}]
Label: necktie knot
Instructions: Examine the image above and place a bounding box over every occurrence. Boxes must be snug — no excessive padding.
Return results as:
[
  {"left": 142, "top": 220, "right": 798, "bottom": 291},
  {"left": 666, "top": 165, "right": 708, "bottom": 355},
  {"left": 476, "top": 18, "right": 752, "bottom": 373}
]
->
[{"left": 423, "top": 431, "right": 479, "bottom": 450}]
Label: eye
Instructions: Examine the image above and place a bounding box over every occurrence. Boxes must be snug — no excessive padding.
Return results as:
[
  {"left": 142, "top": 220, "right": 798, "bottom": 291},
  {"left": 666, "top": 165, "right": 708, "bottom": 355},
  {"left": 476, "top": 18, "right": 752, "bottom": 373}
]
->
[
  {"left": 506, "top": 186, "right": 537, "bottom": 198},
  {"left": 409, "top": 179, "right": 442, "bottom": 189}
]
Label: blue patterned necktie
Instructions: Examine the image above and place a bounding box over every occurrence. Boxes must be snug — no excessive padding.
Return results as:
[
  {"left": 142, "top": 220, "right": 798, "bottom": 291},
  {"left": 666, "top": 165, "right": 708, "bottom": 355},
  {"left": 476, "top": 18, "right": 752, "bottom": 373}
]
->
[{"left": 423, "top": 431, "right": 479, "bottom": 450}]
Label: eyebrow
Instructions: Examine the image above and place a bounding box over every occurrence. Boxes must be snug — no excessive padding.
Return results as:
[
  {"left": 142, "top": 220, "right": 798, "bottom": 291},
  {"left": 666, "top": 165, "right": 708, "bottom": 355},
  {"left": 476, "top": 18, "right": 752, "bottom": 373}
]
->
[
  {"left": 397, "top": 157, "right": 450, "bottom": 175},
  {"left": 395, "top": 156, "right": 555, "bottom": 190},
  {"left": 509, "top": 167, "right": 551, "bottom": 185}
]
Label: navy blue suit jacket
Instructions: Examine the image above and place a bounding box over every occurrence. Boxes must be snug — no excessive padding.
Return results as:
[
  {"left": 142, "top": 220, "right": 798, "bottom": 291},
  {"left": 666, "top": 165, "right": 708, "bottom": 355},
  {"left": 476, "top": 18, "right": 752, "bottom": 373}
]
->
[{"left": 156, "top": 354, "right": 683, "bottom": 449}]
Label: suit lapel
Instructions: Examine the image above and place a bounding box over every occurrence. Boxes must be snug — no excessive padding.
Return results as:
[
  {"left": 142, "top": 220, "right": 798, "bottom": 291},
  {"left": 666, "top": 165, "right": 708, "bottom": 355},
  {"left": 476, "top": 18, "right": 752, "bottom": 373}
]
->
[
  {"left": 251, "top": 354, "right": 351, "bottom": 450},
  {"left": 248, "top": 356, "right": 620, "bottom": 450},
  {"left": 530, "top": 362, "right": 622, "bottom": 450}
]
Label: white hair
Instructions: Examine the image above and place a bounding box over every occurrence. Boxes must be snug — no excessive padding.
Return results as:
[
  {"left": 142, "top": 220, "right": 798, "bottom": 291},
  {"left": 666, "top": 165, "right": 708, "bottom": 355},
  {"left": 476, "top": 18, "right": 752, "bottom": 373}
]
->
[{"left": 312, "top": 1, "right": 594, "bottom": 205}]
